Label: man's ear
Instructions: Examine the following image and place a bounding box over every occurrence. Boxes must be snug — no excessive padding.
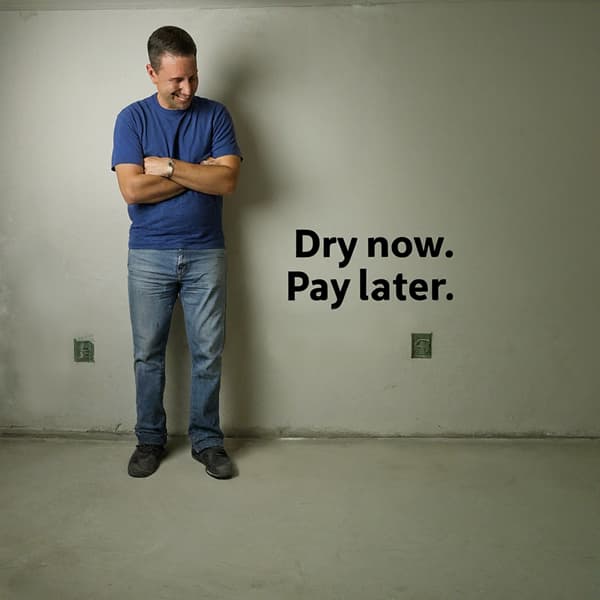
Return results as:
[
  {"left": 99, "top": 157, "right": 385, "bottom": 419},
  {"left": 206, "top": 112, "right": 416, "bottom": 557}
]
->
[{"left": 146, "top": 63, "right": 158, "bottom": 83}]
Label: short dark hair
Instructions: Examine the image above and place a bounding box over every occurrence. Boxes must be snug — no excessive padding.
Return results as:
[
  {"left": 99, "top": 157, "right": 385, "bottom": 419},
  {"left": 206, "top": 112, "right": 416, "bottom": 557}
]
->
[{"left": 147, "top": 26, "right": 197, "bottom": 71}]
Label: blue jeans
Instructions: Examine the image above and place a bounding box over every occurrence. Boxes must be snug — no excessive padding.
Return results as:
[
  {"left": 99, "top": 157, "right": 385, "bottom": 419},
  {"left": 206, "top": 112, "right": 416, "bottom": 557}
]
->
[{"left": 127, "top": 249, "right": 226, "bottom": 452}]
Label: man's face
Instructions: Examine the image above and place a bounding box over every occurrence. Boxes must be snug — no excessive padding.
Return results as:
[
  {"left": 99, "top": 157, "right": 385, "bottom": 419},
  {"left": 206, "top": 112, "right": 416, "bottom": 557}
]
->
[{"left": 147, "top": 53, "right": 198, "bottom": 110}]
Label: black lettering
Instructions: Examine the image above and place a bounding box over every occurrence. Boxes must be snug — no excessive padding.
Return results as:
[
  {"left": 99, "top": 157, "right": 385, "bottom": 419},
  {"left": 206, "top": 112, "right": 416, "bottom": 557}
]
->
[
  {"left": 392, "top": 273, "right": 408, "bottom": 300},
  {"left": 296, "top": 229, "right": 320, "bottom": 258},
  {"left": 309, "top": 279, "right": 329, "bottom": 302},
  {"left": 391, "top": 237, "right": 412, "bottom": 258},
  {"left": 414, "top": 236, "right": 444, "bottom": 258},
  {"left": 367, "top": 237, "right": 388, "bottom": 258},
  {"left": 359, "top": 268, "right": 369, "bottom": 300},
  {"left": 371, "top": 278, "right": 391, "bottom": 301},
  {"left": 431, "top": 278, "right": 446, "bottom": 300},
  {"left": 322, "top": 237, "right": 337, "bottom": 259},
  {"left": 331, "top": 279, "right": 351, "bottom": 310},
  {"left": 288, "top": 271, "right": 309, "bottom": 300},
  {"left": 409, "top": 279, "right": 428, "bottom": 300}
]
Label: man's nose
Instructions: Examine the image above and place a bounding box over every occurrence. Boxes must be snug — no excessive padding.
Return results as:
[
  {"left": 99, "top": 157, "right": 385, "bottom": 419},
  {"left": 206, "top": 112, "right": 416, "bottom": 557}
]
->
[{"left": 181, "top": 80, "right": 193, "bottom": 96}]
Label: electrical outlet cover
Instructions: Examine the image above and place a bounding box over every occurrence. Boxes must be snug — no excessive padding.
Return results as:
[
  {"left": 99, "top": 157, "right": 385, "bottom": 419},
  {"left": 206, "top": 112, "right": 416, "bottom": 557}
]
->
[
  {"left": 74, "top": 338, "right": 95, "bottom": 363},
  {"left": 411, "top": 333, "right": 432, "bottom": 359}
]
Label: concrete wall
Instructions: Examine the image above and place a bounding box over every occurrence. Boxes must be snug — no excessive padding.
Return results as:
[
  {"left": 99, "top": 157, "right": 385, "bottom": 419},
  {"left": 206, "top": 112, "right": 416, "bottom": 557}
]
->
[{"left": 1, "top": 2, "right": 599, "bottom": 437}]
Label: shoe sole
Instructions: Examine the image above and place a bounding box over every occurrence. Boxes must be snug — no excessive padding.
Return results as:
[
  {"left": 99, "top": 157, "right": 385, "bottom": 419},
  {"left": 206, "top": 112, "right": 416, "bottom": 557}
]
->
[
  {"left": 128, "top": 466, "right": 159, "bottom": 478},
  {"left": 205, "top": 467, "right": 233, "bottom": 480}
]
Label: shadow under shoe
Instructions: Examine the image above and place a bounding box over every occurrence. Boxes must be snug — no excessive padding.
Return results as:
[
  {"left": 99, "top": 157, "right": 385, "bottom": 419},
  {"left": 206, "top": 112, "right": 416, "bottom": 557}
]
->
[{"left": 128, "top": 444, "right": 166, "bottom": 478}]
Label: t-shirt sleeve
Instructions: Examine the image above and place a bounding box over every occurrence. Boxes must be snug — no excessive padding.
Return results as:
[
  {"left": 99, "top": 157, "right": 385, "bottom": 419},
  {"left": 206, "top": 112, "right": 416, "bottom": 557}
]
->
[
  {"left": 211, "top": 104, "right": 242, "bottom": 160},
  {"left": 111, "top": 107, "right": 144, "bottom": 171}
]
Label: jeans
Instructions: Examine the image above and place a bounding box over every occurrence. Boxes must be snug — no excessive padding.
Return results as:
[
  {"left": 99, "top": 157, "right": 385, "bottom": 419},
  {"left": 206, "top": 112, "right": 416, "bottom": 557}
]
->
[{"left": 127, "top": 248, "right": 226, "bottom": 452}]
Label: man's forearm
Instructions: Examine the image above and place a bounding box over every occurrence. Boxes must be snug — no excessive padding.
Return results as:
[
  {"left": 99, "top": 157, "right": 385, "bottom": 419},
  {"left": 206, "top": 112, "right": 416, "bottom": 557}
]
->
[
  {"left": 122, "top": 173, "right": 186, "bottom": 205},
  {"left": 170, "top": 160, "right": 237, "bottom": 196},
  {"left": 144, "top": 156, "right": 239, "bottom": 196}
]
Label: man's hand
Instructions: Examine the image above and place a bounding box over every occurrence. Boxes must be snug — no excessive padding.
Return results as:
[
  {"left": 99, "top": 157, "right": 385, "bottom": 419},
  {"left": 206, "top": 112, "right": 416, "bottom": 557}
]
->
[{"left": 144, "top": 156, "right": 172, "bottom": 178}]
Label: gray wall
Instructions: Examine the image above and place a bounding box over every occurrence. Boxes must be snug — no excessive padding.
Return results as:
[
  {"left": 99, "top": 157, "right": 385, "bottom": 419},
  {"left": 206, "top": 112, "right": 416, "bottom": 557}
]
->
[{"left": 1, "top": 2, "right": 598, "bottom": 437}]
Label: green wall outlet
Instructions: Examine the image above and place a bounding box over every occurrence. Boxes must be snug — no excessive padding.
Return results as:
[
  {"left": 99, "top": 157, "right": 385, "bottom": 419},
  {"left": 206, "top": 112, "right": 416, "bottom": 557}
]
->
[
  {"left": 74, "top": 338, "right": 95, "bottom": 363},
  {"left": 411, "top": 333, "right": 432, "bottom": 359}
]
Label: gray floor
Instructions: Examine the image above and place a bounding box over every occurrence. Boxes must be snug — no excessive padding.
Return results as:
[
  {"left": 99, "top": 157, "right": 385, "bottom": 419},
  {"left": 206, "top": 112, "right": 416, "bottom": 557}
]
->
[{"left": 1, "top": 436, "right": 599, "bottom": 600}]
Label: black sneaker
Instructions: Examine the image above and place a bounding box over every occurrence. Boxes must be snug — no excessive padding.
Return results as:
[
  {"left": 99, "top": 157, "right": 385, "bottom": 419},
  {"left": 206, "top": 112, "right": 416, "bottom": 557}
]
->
[
  {"left": 192, "top": 446, "right": 234, "bottom": 479},
  {"left": 128, "top": 444, "right": 166, "bottom": 478}
]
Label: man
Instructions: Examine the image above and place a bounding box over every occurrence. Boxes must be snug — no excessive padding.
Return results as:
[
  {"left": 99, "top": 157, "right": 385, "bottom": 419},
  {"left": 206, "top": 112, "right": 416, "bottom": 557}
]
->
[{"left": 111, "top": 25, "right": 242, "bottom": 480}]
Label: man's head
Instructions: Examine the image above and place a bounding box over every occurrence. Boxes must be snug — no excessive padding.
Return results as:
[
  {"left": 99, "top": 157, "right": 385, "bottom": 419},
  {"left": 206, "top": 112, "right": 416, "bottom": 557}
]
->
[{"left": 146, "top": 26, "right": 198, "bottom": 110}]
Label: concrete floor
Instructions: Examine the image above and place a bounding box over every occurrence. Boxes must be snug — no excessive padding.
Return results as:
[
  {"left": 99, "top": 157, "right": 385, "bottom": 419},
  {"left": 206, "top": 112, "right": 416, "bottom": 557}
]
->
[{"left": 0, "top": 437, "right": 599, "bottom": 600}]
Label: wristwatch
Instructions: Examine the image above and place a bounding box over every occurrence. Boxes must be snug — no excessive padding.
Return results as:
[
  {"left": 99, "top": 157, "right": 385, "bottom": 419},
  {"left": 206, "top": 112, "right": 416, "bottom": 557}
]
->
[{"left": 166, "top": 159, "right": 174, "bottom": 178}]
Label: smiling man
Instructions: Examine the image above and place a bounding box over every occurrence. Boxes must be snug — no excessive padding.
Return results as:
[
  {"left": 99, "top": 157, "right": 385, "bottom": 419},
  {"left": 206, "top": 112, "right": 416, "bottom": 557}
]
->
[{"left": 111, "top": 26, "right": 242, "bottom": 480}]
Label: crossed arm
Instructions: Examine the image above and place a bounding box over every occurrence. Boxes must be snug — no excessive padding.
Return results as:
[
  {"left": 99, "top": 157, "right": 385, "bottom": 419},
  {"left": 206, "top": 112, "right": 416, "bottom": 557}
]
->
[{"left": 115, "top": 155, "right": 241, "bottom": 205}]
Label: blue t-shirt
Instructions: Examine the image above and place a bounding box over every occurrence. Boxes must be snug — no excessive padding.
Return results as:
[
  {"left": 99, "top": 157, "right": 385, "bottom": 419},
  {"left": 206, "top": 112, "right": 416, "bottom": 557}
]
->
[{"left": 111, "top": 94, "right": 241, "bottom": 249}]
